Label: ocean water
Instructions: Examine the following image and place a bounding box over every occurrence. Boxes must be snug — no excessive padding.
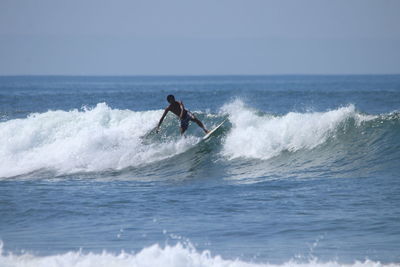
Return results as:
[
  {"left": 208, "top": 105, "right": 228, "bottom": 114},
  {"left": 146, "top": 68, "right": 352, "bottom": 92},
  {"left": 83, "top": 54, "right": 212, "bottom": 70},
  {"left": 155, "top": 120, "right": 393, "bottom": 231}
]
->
[{"left": 0, "top": 75, "right": 399, "bottom": 267}]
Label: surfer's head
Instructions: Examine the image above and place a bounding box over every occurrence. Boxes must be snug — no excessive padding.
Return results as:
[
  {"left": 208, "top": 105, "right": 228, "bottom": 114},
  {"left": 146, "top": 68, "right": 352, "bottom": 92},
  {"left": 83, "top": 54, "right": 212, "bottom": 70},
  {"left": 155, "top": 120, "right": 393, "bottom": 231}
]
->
[{"left": 167, "top": 95, "right": 175, "bottom": 103}]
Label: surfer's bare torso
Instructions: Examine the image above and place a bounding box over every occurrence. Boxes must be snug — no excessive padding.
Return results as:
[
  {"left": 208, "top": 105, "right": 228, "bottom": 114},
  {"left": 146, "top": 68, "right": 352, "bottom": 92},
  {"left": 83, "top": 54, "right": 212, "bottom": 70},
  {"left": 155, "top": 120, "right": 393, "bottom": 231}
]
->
[{"left": 167, "top": 101, "right": 187, "bottom": 118}]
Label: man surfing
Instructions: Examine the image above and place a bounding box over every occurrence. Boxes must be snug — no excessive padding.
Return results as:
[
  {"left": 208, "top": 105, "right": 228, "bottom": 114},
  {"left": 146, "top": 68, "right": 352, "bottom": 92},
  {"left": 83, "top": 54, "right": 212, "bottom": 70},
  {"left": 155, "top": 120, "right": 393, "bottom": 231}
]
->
[{"left": 156, "top": 95, "right": 209, "bottom": 135}]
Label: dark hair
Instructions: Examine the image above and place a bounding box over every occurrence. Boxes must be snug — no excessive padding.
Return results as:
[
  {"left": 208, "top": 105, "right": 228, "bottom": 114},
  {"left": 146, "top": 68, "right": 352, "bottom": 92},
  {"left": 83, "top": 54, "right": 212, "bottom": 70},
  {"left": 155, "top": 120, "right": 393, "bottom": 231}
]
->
[{"left": 167, "top": 95, "right": 175, "bottom": 103}]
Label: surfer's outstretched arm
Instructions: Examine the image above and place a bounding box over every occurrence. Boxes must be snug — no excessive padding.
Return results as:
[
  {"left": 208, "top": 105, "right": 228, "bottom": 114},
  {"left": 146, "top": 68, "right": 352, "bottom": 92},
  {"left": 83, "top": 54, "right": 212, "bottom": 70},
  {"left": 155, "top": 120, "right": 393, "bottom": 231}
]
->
[{"left": 156, "top": 107, "right": 169, "bottom": 133}]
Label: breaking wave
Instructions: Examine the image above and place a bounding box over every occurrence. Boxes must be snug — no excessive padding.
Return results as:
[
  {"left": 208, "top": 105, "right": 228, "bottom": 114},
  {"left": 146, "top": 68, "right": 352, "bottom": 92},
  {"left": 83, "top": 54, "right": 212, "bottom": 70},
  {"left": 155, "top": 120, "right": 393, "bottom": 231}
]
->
[
  {"left": 0, "top": 101, "right": 399, "bottom": 178},
  {"left": 0, "top": 103, "right": 198, "bottom": 178},
  {"left": 0, "top": 241, "right": 398, "bottom": 267},
  {"left": 220, "top": 100, "right": 378, "bottom": 160}
]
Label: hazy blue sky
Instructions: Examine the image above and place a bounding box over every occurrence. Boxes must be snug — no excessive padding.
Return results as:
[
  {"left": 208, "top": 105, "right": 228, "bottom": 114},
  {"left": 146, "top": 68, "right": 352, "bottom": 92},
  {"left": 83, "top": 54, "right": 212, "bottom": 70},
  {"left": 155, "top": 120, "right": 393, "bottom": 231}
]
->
[{"left": 1, "top": 0, "right": 399, "bottom": 75}]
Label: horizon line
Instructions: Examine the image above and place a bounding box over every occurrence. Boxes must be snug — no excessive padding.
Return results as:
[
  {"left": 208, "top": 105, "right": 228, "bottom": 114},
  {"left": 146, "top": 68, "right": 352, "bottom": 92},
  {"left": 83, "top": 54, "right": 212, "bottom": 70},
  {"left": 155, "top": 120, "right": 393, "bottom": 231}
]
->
[{"left": 1, "top": 73, "right": 400, "bottom": 77}]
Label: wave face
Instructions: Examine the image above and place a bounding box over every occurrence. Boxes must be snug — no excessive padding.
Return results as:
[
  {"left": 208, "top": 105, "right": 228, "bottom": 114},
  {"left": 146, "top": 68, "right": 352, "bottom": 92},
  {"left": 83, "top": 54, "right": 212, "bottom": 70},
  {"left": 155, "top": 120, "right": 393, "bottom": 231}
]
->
[
  {"left": 1, "top": 242, "right": 398, "bottom": 267},
  {"left": 220, "top": 100, "right": 400, "bottom": 181},
  {"left": 1, "top": 100, "right": 399, "bottom": 179},
  {"left": 0, "top": 103, "right": 199, "bottom": 178}
]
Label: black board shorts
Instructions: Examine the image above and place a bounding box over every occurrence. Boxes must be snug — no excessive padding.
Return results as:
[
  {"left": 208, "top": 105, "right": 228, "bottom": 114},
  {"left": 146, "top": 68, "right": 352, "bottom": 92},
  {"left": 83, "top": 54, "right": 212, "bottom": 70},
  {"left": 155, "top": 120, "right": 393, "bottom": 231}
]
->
[{"left": 180, "top": 111, "right": 195, "bottom": 129}]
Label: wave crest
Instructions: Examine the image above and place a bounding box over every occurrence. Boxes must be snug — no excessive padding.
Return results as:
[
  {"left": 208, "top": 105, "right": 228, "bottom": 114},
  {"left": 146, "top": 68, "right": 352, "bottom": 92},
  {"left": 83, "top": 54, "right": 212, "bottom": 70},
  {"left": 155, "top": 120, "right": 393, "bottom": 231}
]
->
[
  {"left": 220, "top": 100, "right": 375, "bottom": 160},
  {"left": 0, "top": 103, "right": 197, "bottom": 178}
]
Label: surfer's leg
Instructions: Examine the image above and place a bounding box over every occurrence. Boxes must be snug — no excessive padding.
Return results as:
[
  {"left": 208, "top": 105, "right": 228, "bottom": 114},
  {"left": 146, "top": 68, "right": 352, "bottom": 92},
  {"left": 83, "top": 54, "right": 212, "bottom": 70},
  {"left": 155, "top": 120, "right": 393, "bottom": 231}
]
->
[
  {"left": 192, "top": 118, "right": 209, "bottom": 134},
  {"left": 180, "top": 126, "right": 187, "bottom": 135}
]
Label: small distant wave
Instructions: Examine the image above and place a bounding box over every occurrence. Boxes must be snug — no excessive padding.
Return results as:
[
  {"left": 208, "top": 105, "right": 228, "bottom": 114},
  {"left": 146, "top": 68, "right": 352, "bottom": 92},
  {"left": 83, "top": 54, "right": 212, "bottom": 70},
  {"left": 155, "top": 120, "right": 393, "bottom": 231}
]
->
[{"left": 0, "top": 241, "right": 398, "bottom": 267}]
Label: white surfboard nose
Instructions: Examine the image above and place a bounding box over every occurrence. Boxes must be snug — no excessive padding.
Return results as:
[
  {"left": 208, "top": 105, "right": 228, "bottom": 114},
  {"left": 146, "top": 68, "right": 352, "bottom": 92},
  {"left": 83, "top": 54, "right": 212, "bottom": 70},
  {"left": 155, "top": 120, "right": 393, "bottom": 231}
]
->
[{"left": 203, "top": 119, "right": 227, "bottom": 140}]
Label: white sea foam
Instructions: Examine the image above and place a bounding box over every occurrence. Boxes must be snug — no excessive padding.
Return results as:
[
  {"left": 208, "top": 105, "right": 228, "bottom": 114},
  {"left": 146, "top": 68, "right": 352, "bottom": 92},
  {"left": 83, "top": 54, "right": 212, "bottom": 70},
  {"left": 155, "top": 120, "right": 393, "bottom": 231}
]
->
[
  {"left": 221, "top": 100, "right": 371, "bottom": 160},
  {"left": 0, "top": 101, "right": 377, "bottom": 177},
  {"left": 0, "top": 103, "right": 197, "bottom": 178},
  {"left": 0, "top": 241, "right": 397, "bottom": 267}
]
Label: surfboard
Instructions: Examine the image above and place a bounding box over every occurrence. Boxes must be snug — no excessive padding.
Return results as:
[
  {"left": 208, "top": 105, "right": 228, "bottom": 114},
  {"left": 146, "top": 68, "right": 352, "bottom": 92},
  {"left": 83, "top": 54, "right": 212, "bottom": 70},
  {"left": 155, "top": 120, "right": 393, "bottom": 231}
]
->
[{"left": 202, "top": 119, "right": 227, "bottom": 140}]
